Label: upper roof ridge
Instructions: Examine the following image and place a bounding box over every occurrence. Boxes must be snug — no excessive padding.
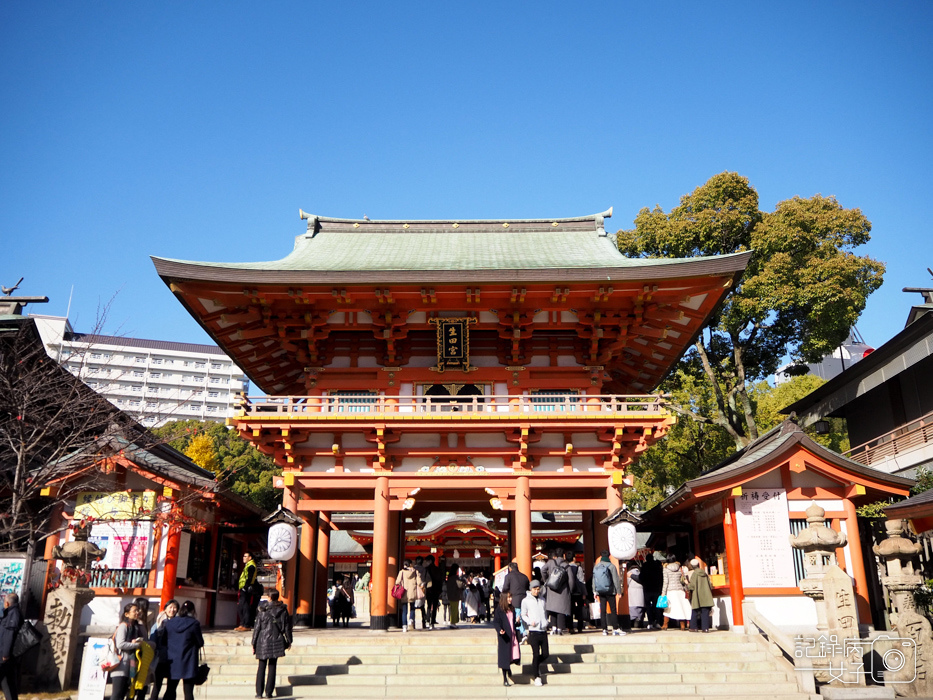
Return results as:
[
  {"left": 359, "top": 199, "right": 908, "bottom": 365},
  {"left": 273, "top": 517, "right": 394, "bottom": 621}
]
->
[{"left": 298, "top": 207, "right": 613, "bottom": 227}]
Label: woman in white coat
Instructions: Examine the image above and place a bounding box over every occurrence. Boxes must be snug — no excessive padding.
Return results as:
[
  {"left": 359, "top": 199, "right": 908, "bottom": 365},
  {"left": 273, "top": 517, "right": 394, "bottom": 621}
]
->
[{"left": 660, "top": 557, "right": 691, "bottom": 630}]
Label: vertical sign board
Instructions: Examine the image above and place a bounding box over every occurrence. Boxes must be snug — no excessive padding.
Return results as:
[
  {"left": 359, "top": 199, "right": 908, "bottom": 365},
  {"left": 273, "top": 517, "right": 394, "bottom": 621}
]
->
[
  {"left": 735, "top": 488, "right": 797, "bottom": 588},
  {"left": 0, "top": 555, "right": 25, "bottom": 597},
  {"left": 77, "top": 637, "right": 110, "bottom": 700},
  {"left": 430, "top": 317, "right": 475, "bottom": 372}
]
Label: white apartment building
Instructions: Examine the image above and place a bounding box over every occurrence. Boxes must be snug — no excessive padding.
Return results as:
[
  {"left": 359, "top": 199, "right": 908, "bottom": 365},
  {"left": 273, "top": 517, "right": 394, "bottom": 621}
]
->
[{"left": 32, "top": 315, "right": 249, "bottom": 427}]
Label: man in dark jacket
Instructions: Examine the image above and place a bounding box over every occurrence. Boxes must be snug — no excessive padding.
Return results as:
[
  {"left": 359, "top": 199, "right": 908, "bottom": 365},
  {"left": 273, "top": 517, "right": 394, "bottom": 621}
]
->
[
  {"left": 501, "top": 563, "right": 530, "bottom": 642},
  {"left": 423, "top": 555, "right": 443, "bottom": 630},
  {"left": 0, "top": 593, "right": 22, "bottom": 700},
  {"left": 252, "top": 591, "right": 293, "bottom": 698}
]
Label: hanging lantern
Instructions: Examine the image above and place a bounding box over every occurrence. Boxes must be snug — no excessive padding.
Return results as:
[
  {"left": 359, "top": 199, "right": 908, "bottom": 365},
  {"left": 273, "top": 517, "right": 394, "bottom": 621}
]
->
[
  {"left": 267, "top": 521, "right": 298, "bottom": 561},
  {"left": 608, "top": 521, "right": 638, "bottom": 561},
  {"left": 452, "top": 549, "right": 460, "bottom": 559},
  {"left": 474, "top": 549, "right": 481, "bottom": 559}
]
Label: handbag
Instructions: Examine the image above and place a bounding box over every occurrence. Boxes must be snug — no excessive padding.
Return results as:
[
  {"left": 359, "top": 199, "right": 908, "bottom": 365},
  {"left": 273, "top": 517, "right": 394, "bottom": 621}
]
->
[
  {"left": 12, "top": 620, "right": 41, "bottom": 658},
  {"left": 193, "top": 648, "right": 210, "bottom": 686},
  {"left": 100, "top": 634, "right": 122, "bottom": 673},
  {"left": 657, "top": 594, "right": 669, "bottom": 609},
  {"left": 588, "top": 601, "right": 601, "bottom": 619},
  {"left": 391, "top": 583, "right": 405, "bottom": 600}
]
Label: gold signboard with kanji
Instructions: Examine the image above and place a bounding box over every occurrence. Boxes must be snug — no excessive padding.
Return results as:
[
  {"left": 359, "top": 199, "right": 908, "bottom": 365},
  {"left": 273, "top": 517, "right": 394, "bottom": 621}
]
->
[
  {"left": 429, "top": 317, "right": 476, "bottom": 372},
  {"left": 75, "top": 491, "right": 157, "bottom": 520}
]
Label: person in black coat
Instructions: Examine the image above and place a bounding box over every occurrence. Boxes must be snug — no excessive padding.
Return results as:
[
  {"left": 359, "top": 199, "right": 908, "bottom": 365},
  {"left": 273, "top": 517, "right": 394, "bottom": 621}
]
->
[
  {"left": 148, "top": 599, "right": 179, "bottom": 700},
  {"left": 493, "top": 592, "right": 520, "bottom": 687},
  {"left": 252, "top": 591, "right": 293, "bottom": 699},
  {"left": 500, "top": 563, "right": 530, "bottom": 641},
  {"left": 162, "top": 601, "right": 204, "bottom": 700},
  {"left": 0, "top": 593, "right": 23, "bottom": 700}
]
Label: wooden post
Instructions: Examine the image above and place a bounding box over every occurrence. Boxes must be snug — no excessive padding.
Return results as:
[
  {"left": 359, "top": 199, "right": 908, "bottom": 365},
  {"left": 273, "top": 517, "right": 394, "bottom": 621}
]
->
[
  {"left": 723, "top": 497, "right": 744, "bottom": 626},
  {"left": 370, "top": 475, "right": 391, "bottom": 631},
  {"left": 843, "top": 494, "right": 873, "bottom": 623},
  {"left": 204, "top": 523, "right": 220, "bottom": 626},
  {"left": 295, "top": 512, "right": 316, "bottom": 627},
  {"left": 160, "top": 523, "right": 182, "bottom": 608},
  {"left": 313, "top": 511, "right": 331, "bottom": 628},
  {"left": 515, "top": 475, "right": 532, "bottom": 578},
  {"left": 582, "top": 510, "right": 595, "bottom": 583},
  {"left": 280, "top": 489, "right": 299, "bottom": 614},
  {"left": 386, "top": 510, "right": 400, "bottom": 624}
]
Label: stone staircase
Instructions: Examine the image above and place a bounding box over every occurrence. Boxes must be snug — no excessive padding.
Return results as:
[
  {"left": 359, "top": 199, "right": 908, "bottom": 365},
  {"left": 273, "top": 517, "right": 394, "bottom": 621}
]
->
[{"left": 193, "top": 624, "right": 819, "bottom": 699}]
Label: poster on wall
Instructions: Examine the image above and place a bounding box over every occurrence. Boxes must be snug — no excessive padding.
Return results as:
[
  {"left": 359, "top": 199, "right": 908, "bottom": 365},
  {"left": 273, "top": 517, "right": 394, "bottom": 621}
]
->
[
  {"left": 735, "top": 488, "right": 797, "bottom": 588},
  {"left": 0, "top": 555, "right": 25, "bottom": 597},
  {"left": 88, "top": 521, "right": 153, "bottom": 570}
]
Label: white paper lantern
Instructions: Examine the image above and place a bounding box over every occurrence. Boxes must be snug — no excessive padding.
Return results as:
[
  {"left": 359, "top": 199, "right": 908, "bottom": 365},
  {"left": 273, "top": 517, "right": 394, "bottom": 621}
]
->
[
  {"left": 608, "top": 522, "right": 638, "bottom": 561},
  {"left": 267, "top": 522, "right": 298, "bottom": 561}
]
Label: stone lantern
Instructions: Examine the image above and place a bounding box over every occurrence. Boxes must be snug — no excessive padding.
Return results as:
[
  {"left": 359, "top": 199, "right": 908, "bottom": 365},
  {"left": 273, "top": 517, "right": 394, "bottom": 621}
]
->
[
  {"left": 873, "top": 519, "right": 923, "bottom": 616},
  {"left": 789, "top": 502, "right": 847, "bottom": 631}
]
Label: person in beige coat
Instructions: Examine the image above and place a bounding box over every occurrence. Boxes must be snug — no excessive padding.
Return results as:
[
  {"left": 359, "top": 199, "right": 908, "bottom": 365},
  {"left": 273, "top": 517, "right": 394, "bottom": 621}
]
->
[{"left": 395, "top": 559, "right": 426, "bottom": 631}]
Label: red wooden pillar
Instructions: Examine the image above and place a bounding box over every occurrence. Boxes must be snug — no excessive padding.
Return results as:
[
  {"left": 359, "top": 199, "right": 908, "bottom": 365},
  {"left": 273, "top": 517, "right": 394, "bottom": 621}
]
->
[
  {"left": 370, "top": 475, "right": 391, "bottom": 631},
  {"left": 515, "top": 475, "right": 532, "bottom": 578},
  {"left": 385, "top": 510, "right": 400, "bottom": 624},
  {"left": 160, "top": 523, "right": 182, "bottom": 608},
  {"left": 844, "top": 493, "right": 872, "bottom": 623},
  {"left": 295, "top": 512, "right": 316, "bottom": 627},
  {"left": 312, "top": 511, "right": 331, "bottom": 628},
  {"left": 723, "top": 497, "right": 744, "bottom": 626}
]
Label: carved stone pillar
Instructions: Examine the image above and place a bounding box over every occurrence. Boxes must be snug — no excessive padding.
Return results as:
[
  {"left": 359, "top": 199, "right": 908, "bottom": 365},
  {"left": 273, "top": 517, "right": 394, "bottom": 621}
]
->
[{"left": 789, "top": 502, "right": 847, "bottom": 632}]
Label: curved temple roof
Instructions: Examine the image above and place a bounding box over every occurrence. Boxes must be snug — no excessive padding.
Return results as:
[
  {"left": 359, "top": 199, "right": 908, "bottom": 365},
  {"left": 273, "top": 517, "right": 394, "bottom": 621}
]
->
[{"left": 152, "top": 209, "right": 751, "bottom": 284}]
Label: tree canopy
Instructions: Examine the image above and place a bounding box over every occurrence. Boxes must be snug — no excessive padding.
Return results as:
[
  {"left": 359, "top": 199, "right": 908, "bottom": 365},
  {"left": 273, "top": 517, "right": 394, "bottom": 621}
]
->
[
  {"left": 617, "top": 172, "right": 884, "bottom": 449},
  {"left": 154, "top": 420, "right": 281, "bottom": 512}
]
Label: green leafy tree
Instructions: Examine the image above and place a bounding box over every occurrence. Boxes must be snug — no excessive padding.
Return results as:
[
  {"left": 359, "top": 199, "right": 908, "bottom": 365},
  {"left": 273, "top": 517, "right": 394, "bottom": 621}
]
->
[
  {"left": 618, "top": 172, "right": 884, "bottom": 449},
  {"left": 154, "top": 420, "right": 281, "bottom": 511},
  {"left": 752, "top": 375, "right": 849, "bottom": 452}
]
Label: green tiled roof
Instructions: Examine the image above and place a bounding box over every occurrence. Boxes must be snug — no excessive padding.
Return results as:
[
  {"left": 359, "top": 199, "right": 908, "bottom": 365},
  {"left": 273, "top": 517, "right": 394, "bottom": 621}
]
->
[{"left": 153, "top": 211, "right": 740, "bottom": 273}]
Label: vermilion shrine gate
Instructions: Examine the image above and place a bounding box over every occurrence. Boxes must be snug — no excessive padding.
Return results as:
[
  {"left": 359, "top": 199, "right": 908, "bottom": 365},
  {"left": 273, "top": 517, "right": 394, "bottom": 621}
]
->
[{"left": 153, "top": 209, "right": 750, "bottom": 628}]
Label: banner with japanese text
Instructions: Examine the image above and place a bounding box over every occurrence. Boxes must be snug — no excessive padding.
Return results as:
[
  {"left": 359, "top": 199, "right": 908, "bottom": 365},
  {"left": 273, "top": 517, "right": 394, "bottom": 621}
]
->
[{"left": 735, "top": 488, "right": 797, "bottom": 588}]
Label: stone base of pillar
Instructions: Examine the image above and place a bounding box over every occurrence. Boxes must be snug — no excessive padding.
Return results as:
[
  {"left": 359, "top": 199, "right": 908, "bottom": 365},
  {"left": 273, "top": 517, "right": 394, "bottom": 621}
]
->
[
  {"left": 370, "top": 614, "right": 391, "bottom": 631},
  {"left": 294, "top": 613, "right": 313, "bottom": 628},
  {"left": 312, "top": 613, "right": 329, "bottom": 629},
  {"left": 41, "top": 584, "right": 96, "bottom": 690}
]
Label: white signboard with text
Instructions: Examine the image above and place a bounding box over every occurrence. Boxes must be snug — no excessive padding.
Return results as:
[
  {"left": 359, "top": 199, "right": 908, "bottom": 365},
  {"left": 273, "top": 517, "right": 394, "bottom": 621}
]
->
[
  {"left": 77, "top": 637, "right": 110, "bottom": 700},
  {"left": 735, "top": 488, "right": 797, "bottom": 588}
]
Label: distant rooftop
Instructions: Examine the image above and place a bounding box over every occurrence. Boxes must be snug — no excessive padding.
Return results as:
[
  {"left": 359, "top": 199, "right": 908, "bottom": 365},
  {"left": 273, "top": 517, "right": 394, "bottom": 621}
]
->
[{"left": 65, "top": 332, "right": 228, "bottom": 356}]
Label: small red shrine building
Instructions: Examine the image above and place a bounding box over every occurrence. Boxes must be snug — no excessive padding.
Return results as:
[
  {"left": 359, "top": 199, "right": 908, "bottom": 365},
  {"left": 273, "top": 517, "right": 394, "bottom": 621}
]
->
[
  {"left": 153, "top": 209, "right": 751, "bottom": 628},
  {"left": 640, "top": 420, "right": 913, "bottom": 630}
]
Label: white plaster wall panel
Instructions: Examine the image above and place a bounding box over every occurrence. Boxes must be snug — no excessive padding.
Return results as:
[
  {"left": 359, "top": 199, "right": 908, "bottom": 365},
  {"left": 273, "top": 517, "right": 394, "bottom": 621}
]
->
[
  {"left": 395, "top": 458, "right": 433, "bottom": 472},
  {"left": 397, "top": 433, "right": 441, "bottom": 448},
  {"left": 533, "top": 311, "right": 549, "bottom": 323},
  {"left": 341, "top": 457, "right": 368, "bottom": 472},
  {"left": 447, "top": 433, "right": 458, "bottom": 449},
  {"left": 399, "top": 382, "right": 414, "bottom": 400},
  {"left": 748, "top": 595, "right": 817, "bottom": 628},
  {"left": 570, "top": 433, "right": 603, "bottom": 448},
  {"left": 472, "top": 355, "right": 500, "bottom": 367},
  {"left": 744, "top": 473, "right": 784, "bottom": 489},
  {"left": 535, "top": 457, "right": 564, "bottom": 472},
  {"left": 327, "top": 356, "right": 350, "bottom": 368},
  {"left": 327, "top": 312, "right": 345, "bottom": 324},
  {"left": 561, "top": 311, "right": 578, "bottom": 323},
  {"left": 305, "top": 457, "right": 336, "bottom": 472},
  {"left": 465, "top": 433, "right": 511, "bottom": 448},
  {"left": 840, "top": 520, "right": 854, "bottom": 573},
  {"left": 82, "top": 596, "right": 122, "bottom": 631},
  {"left": 299, "top": 432, "right": 336, "bottom": 448},
  {"left": 356, "top": 311, "right": 372, "bottom": 324},
  {"left": 788, "top": 499, "right": 844, "bottom": 513},
  {"left": 358, "top": 356, "right": 379, "bottom": 367},
  {"left": 477, "top": 458, "right": 508, "bottom": 472},
  {"left": 479, "top": 312, "right": 498, "bottom": 323},
  {"left": 341, "top": 433, "right": 369, "bottom": 449},
  {"left": 557, "top": 355, "right": 581, "bottom": 367},
  {"left": 791, "top": 470, "right": 840, "bottom": 488},
  {"left": 571, "top": 456, "right": 598, "bottom": 471},
  {"left": 405, "top": 355, "right": 435, "bottom": 368},
  {"left": 526, "top": 355, "right": 549, "bottom": 367},
  {"left": 408, "top": 312, "right": 427, "bottom": 324},
  {"left": 535, "top": 433, "right": 564, "bottom": 448}
]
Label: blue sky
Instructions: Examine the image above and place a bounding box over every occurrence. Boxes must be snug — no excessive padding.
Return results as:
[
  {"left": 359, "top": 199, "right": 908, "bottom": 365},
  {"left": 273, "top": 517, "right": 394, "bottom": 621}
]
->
[{"left": 2, "top": 2, "right": 931, "bottom": 354}]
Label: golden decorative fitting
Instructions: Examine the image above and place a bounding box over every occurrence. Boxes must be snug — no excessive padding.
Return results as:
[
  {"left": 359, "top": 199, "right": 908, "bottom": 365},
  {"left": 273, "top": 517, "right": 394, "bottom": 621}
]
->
[
  {"left": 353, "top": 223, "right": 360, "bottom": 228},
  {"left": 551, "top": 222, "right": 559, "bottom": 227},
  {"left": 502, "top": 222, "right": 510, "bottom": 228},
  {"left": 403, "top": 223, "right": 410, "bottom": 229},
  {"left": 452, "top": 223, "right": 460, "bottom": 228}
]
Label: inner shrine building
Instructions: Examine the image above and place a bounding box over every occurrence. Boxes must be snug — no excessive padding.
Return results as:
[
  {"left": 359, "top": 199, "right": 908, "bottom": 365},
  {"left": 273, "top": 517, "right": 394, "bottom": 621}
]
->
[{"left": 153, "top": 209, "right": 751, "bottom": 629}]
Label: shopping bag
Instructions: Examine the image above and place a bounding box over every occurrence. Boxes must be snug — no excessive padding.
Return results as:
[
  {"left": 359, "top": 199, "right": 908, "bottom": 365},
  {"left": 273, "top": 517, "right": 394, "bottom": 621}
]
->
[{"left": 656, "top": 594, "right": 669, "bottom": 609}]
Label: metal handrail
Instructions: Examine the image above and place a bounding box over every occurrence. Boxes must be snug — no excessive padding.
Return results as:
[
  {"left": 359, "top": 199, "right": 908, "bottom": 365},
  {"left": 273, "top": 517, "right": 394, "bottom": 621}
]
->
[
  {"left": 234, "top": 393, "right": 666, "bottom": 417},
  {"left": 844, "top": 409, "right": 933, "bottom": 466}
]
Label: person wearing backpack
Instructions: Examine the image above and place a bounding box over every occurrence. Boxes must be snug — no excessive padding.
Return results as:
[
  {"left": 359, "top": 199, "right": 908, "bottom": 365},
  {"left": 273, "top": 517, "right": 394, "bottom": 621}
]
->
[
  {"left": 541, "top": 547, "right": 571, "bottom": 634},
  {"left": 0, "top": 593, "right": 23, "bottom": 700},
  {"left": 564, "top": 551, "right": 586, "bottom": 633},
  {"left": 593, "top": 550, "right": 623, "bottom": 636}
]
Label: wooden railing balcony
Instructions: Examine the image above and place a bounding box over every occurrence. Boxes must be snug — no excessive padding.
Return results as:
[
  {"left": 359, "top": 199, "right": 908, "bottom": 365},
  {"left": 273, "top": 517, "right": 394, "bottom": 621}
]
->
[
  {"left": 844, "top": 409, "right": 933, "bottom": 467},
  {"left": 89, "top": 567, "right": 150, "bottom": 588},
  {"left": 234, "top": 393, "right": 668, "bottom": 418}
]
